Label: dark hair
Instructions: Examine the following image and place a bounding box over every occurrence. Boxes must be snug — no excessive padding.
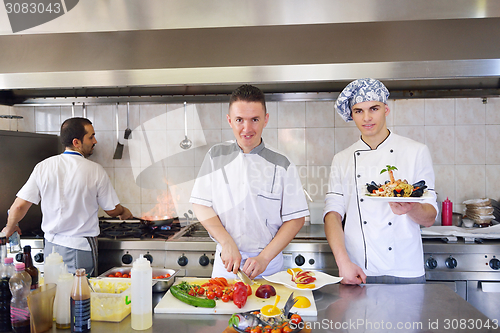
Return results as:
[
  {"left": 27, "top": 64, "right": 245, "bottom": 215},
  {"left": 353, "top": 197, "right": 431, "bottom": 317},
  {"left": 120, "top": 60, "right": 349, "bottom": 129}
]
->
[
  {"left": 229, "top": 84, "right": 267, "bottom": 113},
  {"left": 60, "top": 117, "right": 92, "bottom": 148}
]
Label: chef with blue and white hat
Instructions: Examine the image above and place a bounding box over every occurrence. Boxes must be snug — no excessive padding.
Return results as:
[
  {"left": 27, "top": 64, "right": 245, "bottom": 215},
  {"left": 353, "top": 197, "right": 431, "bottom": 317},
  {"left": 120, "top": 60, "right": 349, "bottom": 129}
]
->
[{"left": 324, "top": 78, "right": 438, "bottom": 285}]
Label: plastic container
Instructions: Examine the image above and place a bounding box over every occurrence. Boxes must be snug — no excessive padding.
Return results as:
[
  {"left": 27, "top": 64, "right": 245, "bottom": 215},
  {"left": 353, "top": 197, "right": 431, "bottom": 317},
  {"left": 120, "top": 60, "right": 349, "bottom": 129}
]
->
[
  {"left": 55, "top": 265, "right": 73, "bottom": 329},
  {"left": 89, "top": 278, "right": 131, "bottom": 322},
  {"left": 71, "top": 268, "right": 91, "bottom": 333},
  {"left": 441, "top": 197, "right": 453, "bottom": 226},
  {"left": 27, "top": 283, "right": 57, "bottom": 333},
  {"left": 131, "top": 254, "right": 152, "bottom": 330},
  {"left": 9, "top": 263, "right": 31, "bottom": 333},
  {"left": 44, "top": 248, "right": 63, "bottom": 285},
  {"left": 22, "top": 245, "right": 39, "bottom": 290}
]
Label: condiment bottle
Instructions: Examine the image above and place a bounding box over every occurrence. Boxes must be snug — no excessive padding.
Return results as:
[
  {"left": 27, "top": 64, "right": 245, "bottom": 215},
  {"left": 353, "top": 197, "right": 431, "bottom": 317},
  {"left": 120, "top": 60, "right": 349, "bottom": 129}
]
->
[
  {"left": 442, "top": 198, "right": 453, "bottom": 226},
  {"left": 0, "top": 258, "right": 15, "bottom": 333},
  {"left": 55, "top": 265, "right": 73, "bottom": 329},
  {"left": 70, "top": 268, "right": 91, "bottom": 333},
  {"left": 131, "top": 254, "right": 152, "bottom": 330},
  {"left": 44, "top": 248, "right": 63, "bottom": 285},
  {"left": 22, "top": 245, "right": 39, "bottom": 290},
  {"left": 0, "top": 232, "right": 7, "bottom": 265},
  {"left": 9, "top": 263, "right": 31, "bottom": 333}
]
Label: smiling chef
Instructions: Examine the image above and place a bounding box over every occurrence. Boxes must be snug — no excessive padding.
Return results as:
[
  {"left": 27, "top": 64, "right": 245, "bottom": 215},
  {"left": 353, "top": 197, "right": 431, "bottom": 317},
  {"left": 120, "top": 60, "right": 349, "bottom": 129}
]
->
[
  {"left": 324, "top": 78, "right": 438, "bottom": 285},
  {"left": 190, "top": 84, "right": 309, "bottom": 280}
]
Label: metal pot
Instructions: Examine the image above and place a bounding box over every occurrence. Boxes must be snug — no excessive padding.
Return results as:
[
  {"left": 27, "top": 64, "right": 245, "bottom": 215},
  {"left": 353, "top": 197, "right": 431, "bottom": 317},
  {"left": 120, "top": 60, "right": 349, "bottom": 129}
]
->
[{"left": 452, "top": 212, "right": 463, "bottom": 227}]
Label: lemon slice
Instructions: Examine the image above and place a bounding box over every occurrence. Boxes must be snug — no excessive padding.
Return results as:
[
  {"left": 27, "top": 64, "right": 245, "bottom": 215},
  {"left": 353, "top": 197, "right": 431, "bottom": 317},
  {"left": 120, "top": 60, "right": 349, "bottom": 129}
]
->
[{"left": 286, "top": 268, "right": 302, "bottom": 275}]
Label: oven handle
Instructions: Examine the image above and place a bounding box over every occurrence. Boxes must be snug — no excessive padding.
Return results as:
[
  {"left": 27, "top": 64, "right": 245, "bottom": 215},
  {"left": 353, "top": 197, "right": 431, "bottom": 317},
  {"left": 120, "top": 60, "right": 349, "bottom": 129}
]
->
[{"left": 480, "top": 282, "right": 500, "bottom": 293}]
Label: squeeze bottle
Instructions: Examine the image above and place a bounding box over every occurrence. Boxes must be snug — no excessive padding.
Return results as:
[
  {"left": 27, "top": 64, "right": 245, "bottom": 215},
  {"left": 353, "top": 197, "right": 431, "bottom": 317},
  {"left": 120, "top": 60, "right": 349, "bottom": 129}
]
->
[
  {"left": 441, "top": 198, "right": 453, "bottom": 226},
  {"left": 131, "top": 254, "right": 152, "bottom": 330},
  {"left": 44, "top": 248, "right": 64, "bottom": 285},
  {"left": 55, "top": 265, "right": 73, "bottom": 329}
]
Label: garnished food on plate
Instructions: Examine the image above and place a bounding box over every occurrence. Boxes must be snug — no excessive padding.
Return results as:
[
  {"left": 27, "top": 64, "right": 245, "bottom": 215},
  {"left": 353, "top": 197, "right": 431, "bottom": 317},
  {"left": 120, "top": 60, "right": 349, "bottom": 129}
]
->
[
  {"left": 366, "top": 165, "right": 427, "bottom": 197},
  {"left": 286, "top": 268, "right": 316, "bottom": 289}
]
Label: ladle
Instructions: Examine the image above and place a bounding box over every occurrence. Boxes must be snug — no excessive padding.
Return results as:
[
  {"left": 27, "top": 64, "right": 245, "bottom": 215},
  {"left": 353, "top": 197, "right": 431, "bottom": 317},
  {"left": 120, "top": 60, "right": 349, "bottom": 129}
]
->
[{"left": 180, "top": 101, "right": 192, "bottom": 149}]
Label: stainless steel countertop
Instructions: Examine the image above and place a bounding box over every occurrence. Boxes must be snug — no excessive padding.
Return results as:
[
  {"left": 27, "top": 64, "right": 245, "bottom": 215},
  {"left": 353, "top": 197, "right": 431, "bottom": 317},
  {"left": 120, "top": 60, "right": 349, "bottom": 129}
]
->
[{"left": 46, "top": 283, "right": 497, "bottom": 333}]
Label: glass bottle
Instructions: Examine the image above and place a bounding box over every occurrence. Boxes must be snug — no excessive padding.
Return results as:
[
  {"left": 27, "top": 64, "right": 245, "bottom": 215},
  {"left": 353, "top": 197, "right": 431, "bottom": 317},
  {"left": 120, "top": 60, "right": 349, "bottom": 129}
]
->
[
  {"left": 9, "top": 263, "right": 31, "bottom": 333},
  {"left": 0, "top": 258, "right": 15, "bottom": 333},
  {"left": 22, "top": 245, "right": 39, "bottom": 290},
  {"left": 70, "top": 268, "right": 91, "bottom": 333}
]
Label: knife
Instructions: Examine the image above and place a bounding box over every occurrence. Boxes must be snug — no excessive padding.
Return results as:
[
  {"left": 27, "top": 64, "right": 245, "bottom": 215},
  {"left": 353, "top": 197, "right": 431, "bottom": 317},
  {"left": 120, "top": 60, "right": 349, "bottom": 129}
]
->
[
  {"left": 220, "top": 253, "right": 254, "bottom": 285},
  {"left": 237, "top": 268, "right": 254, "bottom": 286}
]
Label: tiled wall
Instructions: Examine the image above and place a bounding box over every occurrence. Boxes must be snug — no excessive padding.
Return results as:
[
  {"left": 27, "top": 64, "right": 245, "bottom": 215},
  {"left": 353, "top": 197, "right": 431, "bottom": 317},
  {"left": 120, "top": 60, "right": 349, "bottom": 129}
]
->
[{"left": 2, "top": 97, "right": 500, "bottom": 221}]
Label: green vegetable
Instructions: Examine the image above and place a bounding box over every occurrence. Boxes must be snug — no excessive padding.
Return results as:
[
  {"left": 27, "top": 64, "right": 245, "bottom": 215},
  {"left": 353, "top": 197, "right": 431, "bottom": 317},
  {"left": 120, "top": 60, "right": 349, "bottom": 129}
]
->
[
  {"left": 380, "top": 165, "right": 398, "bottom": 183},
  {"left": 170, "top": 284, "right": 216, "bottom": 308}
]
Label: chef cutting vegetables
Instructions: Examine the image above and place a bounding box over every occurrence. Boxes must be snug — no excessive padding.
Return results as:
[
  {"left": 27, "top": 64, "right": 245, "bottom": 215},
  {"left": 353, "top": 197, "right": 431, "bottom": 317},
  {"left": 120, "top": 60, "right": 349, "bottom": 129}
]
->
[
  {"left": 324, "top": 78, "right": 438, "bottom": 284},
  {"left": 190, "top": 84, "right": 309, "bottom": 280}
]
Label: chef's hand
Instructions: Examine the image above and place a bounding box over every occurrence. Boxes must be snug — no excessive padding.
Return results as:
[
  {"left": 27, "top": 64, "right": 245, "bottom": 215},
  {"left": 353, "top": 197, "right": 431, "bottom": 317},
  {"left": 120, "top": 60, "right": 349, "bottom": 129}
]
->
[
  {"left": 220, "top": 243, "right": 242, "bottom": 275},
  {"left": 389, "top": 202, "right": 416, "bottom": 215},
  {"left": 339, "top": 261, "right": 366, "bottom": 285},
  {"left": 242, "top": 255, "right": 269, "bottom": 280},
  {"left": 1, "top": 224, "right": 21, "bottom": 239},
  {"left": 118, "top": 206, "right": 133, "bottom": 220}
]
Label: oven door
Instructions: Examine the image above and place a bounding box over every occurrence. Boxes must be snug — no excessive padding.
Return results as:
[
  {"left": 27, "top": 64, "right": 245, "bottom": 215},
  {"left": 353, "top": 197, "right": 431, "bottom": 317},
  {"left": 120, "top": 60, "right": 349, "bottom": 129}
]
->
[{"left": 467, "top": 281, "right": 500, "bottom": 321}]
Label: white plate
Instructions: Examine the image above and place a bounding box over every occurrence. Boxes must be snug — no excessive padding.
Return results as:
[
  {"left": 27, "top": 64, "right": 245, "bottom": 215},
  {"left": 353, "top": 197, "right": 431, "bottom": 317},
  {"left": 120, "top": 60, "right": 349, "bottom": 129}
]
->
[
  {"left": 263, "top": 271, "right": 343, "bottom": 291},
  {"left": 363, "top": 190, "right": 432, "bottom": 202}
]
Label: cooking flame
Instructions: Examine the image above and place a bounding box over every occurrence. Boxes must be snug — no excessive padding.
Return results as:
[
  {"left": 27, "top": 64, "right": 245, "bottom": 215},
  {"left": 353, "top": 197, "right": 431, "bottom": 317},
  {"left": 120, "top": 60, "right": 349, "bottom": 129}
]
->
[{"left": 141, "top": 180, "right": 179, "bottom": 220}]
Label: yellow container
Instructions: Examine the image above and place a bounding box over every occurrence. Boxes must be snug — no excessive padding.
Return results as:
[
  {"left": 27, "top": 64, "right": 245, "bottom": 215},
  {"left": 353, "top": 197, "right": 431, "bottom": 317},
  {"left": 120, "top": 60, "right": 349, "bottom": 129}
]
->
[{"left": 89, "top": 278, "right": 131, "bottom": 322}]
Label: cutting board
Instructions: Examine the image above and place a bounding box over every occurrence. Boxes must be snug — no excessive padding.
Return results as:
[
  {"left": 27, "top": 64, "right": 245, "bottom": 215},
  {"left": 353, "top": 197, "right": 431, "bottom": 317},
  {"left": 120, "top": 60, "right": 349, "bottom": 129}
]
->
[{"left": 154, "top": 277, "right": 317, "bottom": 316}]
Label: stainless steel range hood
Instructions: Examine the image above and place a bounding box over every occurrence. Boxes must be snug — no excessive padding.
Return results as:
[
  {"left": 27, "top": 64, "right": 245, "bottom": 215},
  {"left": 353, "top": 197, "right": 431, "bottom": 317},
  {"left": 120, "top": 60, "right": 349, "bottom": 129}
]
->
[{"left": 1, "top": 0, "right": 500, "bottom": 105}]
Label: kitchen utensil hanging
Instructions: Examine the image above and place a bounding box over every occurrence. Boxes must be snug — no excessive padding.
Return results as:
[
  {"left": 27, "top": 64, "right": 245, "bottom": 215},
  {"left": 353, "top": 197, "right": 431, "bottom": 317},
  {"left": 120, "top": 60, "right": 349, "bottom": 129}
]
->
[
  {"left": 113, "top": 103, "right": 124, "bottom": 159},
  {"left": 124, "top": 102, "right": 132, "bottom": 139},
  {"left": 180, "top": 101, "right": 192, "bottom": 149}
]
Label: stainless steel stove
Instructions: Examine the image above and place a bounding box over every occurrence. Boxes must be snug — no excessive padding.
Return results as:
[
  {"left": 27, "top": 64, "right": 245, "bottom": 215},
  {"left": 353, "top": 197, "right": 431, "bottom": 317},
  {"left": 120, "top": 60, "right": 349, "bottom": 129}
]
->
[{"left": 423, "top": 237, "right": 500, "bottom": 321}]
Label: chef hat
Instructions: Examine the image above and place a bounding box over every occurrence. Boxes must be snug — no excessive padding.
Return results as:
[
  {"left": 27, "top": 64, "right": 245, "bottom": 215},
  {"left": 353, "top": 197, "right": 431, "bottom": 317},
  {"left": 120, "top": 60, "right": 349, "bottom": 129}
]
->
[{"left": 335, "top": 78, "right": 390, "bottom": 122}]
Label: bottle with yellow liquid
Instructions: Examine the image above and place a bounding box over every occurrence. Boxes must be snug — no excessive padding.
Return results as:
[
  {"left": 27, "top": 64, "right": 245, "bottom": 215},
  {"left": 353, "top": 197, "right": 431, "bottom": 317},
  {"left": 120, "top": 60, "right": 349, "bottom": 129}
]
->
[{"left": 131, "top": 255, "right": 152, "bottom": 330}]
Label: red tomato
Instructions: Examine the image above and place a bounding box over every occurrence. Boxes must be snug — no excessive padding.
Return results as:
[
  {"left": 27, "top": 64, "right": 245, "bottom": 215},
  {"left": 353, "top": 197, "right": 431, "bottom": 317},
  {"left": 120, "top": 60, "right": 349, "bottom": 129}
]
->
[
  {"left": 197, "top": 287, "right": 205, "bottom": 295},
  {"left": 246, "top": 284, "right": 252, "bottom": 296},
  {"left": 221, "top": 294, "right": 230, "bottom": 302},
  {"left": 282, "top": 325, "right": 293, "bottom": 333},
  {"left": 214, "top": 287, "right": 223, "bottom": 298},
  {"left": 114, "top": 272, "right": 123, "bottom": 277},
  {"left": 263, "top": 325, "right": 272, "bottom": 333},
  {"left": 250, "top": 327, "right": 262, "bottom": 333},
  {"left": 165, "top": 273, "right": 171, "bottom": 278},
  {"left": 290, "top": 314, "right": 302, "bottom": 325},
  {"left": 122, "top": 274, "right": 129, "bottom": 278},
  {"left": 206, "top": 291, "right": 215, "bottom": 300},
  {"left": 188, "top": 289, "right": 196, "bottom": 296},
  {"left": 270, "top": 328, "right": 282, "bottom": 333},
  {"left": 107, "top": 274, "right": 115, "bottom": 277}
]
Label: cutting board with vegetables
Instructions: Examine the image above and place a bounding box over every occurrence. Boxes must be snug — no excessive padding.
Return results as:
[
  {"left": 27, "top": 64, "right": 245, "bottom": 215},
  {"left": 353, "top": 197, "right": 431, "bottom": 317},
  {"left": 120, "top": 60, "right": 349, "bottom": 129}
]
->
[{"left": 154, "top": 277, "right": 317, "bottom": 316}]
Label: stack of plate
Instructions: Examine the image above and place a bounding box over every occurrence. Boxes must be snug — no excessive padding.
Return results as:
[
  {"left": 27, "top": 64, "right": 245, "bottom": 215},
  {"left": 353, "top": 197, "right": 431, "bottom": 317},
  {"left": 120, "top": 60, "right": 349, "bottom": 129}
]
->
[{"left": 463, "top": 198, "right": 495, "bottom": 227}]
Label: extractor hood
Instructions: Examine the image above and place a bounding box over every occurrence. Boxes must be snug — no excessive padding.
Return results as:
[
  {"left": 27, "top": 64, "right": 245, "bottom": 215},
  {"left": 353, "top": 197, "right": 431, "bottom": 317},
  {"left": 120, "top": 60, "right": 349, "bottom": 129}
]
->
[{"left": 1, "top": 0, "right": 500, "bottom": 105}]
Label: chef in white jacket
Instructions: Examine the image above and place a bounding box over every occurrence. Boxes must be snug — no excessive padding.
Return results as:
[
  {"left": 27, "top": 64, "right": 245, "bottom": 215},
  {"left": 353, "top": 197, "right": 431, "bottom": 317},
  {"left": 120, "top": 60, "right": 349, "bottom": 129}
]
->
[{"left": 324, "top": 78, "right": 438, "bottom": 285}]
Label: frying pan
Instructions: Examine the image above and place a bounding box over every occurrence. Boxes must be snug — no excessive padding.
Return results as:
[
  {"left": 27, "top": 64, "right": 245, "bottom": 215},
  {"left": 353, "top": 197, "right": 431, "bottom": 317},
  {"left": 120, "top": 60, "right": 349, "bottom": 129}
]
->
[{"left": 136, "top": 216, "right": 178, "bottom": 227}]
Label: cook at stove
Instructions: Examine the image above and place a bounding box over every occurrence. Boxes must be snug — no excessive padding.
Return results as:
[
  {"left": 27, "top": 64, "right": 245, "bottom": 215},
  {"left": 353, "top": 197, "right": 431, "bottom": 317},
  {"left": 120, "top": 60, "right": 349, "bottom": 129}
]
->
[
  {"left": 324, "top": 78, "right": 438, "bottom": 285},
  {"left": 2, "top": 117, "right": 133, "bottom": 276},
  {"left": 190, "top": 84, "right": 309, "bottom": 280}
]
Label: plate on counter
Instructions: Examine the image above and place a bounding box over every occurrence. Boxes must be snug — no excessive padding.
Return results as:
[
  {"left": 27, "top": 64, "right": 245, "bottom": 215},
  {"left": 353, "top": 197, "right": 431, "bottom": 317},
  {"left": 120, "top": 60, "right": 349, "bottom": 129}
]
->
[
  {"left": 363, "top": 190, "right": 432, "bottom": 202},
  {"left": 263, "top": 271, "right": 342, "bottom": 291}
]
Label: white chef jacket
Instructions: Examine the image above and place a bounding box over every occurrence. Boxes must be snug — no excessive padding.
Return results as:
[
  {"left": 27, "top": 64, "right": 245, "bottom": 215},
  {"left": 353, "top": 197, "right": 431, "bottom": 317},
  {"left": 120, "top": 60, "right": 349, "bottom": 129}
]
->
[
  {"left": 324, "top": 132, "right": 438, "bottom": 278},
  {"left": 190, "top": 140, "right": 309, "bottom": 277},
  {"left": 17, "top": 151, "right": 120, "bottom": 251}
]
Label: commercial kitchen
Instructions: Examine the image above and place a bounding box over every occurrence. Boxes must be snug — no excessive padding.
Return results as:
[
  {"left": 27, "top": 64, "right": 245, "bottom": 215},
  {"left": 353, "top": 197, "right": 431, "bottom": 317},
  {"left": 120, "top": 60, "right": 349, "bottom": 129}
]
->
[{"left": 1, "top": 1, "right": 500, "bottom": 332}]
